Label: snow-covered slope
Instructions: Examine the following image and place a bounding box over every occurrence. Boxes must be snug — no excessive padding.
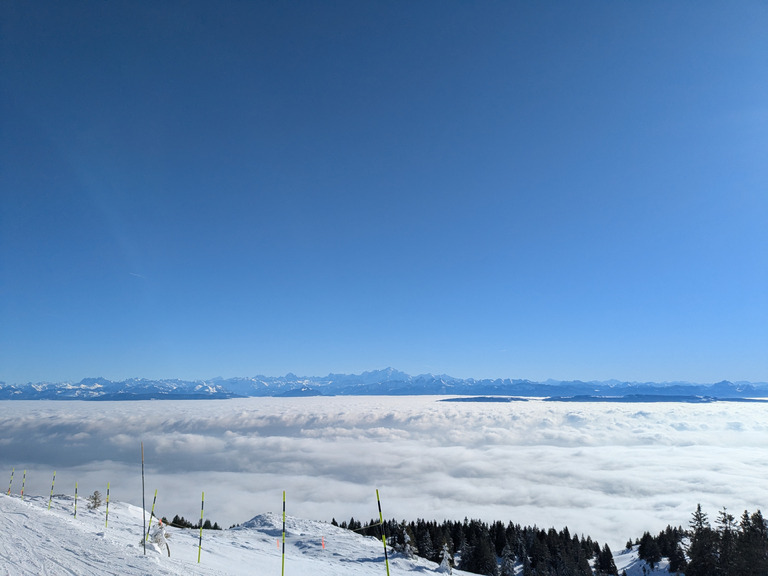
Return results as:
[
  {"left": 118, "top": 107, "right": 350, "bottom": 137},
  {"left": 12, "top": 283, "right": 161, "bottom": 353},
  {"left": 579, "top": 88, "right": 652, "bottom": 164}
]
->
[
  {"left": 613, "top": 546, "right": 675, "bottom": 575},
  {"left": 0, "top": 492, "right": 474, "bottom": 575}
]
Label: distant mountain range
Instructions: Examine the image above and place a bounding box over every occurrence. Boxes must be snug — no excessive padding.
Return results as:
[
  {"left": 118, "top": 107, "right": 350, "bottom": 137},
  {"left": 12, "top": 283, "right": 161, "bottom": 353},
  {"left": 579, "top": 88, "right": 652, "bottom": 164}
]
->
[{"left": 1, "top": 368, "right": 767, "bottom": 400}]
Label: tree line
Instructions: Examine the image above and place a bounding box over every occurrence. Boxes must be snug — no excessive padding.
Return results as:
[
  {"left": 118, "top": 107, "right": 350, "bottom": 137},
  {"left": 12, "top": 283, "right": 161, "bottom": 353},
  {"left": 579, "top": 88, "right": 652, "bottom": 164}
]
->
[
  {"left": 634, "top": 505, "right": 768, "bottom": 576},
  {"left": 333, "top": 504, "right": 768, "bottom": 576},
  {"left": 332, "top": 515, "right": 618, "bottom": 575},
  {"left": 160, "top": 514, "right": 222, "bottom": 530}
]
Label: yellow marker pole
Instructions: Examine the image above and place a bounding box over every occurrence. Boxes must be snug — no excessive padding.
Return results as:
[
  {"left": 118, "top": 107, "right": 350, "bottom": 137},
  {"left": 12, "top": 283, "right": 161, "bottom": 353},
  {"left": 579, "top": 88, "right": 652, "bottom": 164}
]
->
[
  {"left": 20, "top": 470, "right": 26, "bottom": 500},
  {"left": 48, "top": 471, "right": 56, "bottom": 510},
  {"left": 197, "top": 491, "right": 204, "bottom": 563},
  {"left": 105, "top": 482, "right": 110, "bottom": 528},
  {"left": 145, "top": 489, "right": 158, "bottom": 540},
  {"left": 282, "top": 490, "right": 286, "bottom": 576},
  {"left": 376, "top": 489, "right": 391, "bottom": 576},
  {"left": 6, "top": 467, "right": 13, "bottom": 495}
]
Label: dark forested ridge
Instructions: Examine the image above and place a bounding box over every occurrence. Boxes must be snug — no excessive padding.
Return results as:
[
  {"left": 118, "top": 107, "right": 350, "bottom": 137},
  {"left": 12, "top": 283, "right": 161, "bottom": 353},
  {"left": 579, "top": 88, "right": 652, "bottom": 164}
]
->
[
  {"left": 332, "top": 504, "right": 768, "bottom": 576},
  {"left": 333, "top": 516, "right": 616, "bottom": 576}
]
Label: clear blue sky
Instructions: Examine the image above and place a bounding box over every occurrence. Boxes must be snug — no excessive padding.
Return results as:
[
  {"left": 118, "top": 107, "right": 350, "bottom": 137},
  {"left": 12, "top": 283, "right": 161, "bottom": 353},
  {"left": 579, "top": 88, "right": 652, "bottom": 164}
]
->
[{"left": 1, "top": 1, "right": 766, "bottom": 385}]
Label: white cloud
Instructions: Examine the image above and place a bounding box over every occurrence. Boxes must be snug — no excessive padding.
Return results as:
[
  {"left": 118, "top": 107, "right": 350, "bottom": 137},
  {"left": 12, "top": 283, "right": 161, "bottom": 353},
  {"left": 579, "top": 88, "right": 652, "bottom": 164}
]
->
[{"left": 1, "top": 397, "right": 767, "bottom": 549}]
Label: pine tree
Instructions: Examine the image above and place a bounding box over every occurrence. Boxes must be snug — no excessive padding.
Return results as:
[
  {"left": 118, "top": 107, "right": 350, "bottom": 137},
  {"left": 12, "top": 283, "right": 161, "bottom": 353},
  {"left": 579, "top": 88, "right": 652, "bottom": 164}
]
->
[
  {"left": 401, "top": 522, "right": 417, "bottom": 559},
  {"left": 594, "top": 543, "right": 619, "bottom": 576},
  {"left": 668, "top": 543, "right": 687, "bottom": 574},
  {"left": 348, "top": 516, "right": 361, "bottom": 531},
  {"left": 87, "top": 490, "right": 102, "bottom": 510},
  {"left": 717, "top": 507, "right": 737, "bottom": 576},
  {"left": 687, "top": 504, "right": 718, "bottom": 576},
  {"left": 734, "top": 509, "right": 768, "bottom": 576},
  {"left": 638, "top": 532, "right": 661, "bottom": 569},
  {"left": 472, "top": 537, "right": 498, "bottom": 576},
  {"left": 490, "top": 520, "right": 507, "bottom": 556},
  {"left": 417, "top": 525, "right": 435, "bottom": 561},
  {"left": 500, "top": 543, "right": 516, "bottom": 576},
  {"left": 437, "top": 541, "right": 453, "bottom": 574}
]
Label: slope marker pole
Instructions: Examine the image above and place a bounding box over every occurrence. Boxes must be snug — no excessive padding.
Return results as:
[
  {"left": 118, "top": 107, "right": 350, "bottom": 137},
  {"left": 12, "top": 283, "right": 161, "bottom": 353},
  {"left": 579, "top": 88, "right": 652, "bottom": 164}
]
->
[
  {"left": 74, "top": 482, "right": 78, "bottom": 518},
  {"left": 376, "top": 489, "right": 391, "bottom": 576},
  {"left": 105, "top": 482, "right": 110, "bottom": 528},
  {"left": 282, "top": 490, "right": 286, "bottom": 576},
  {"left": 197, "top": 491, "right": 205, "bottom": 563},
  {"left": 6, "top": 467, "right": 13, "bottom": 495},
  {"left": 141, "top": 443, "right": 146, "bottom": 555},
  {"left": 20, "top": 470, "right": 26, "bottom": 500},
  {"left": 48, "top": 471, "right": 56, "bottom": 510},
  {"left": 145, "top": 489, "right": 158, "bottom": 540}
]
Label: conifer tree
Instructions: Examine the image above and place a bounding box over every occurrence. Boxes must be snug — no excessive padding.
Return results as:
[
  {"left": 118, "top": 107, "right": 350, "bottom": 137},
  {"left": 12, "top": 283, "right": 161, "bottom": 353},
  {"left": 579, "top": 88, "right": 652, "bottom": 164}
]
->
[
  {"left": 87, "top": 490, "right": 102, "bottom": 510},
  {"left": 437, "top": 541, "right": 453, "bottom": 574},
  {"left": 417, "top": 526, "right": 435, "bottom": 561},
  {"left": 668, "top": 543, "right": 687, "bottom": 574},
  {"left": 734, "top": 509, "right": 768, "bottom": 576},
  {"left": 401, "top": 522, "right": 417, "bottom": 559},
  {"left": 500, "top": 543, "right": 516, "bottom": 576},
  {"left": 638, "top": 531, "right": 661, "bottom": 569},
  {"left": 594, "top": 543, "right": 618, "bottom": 576},
  {"left": 717, "top": 507, "right": 737, "bottom": 576},
  {"left": 687, "top": 504, "right": 718, "bottom": 576}
]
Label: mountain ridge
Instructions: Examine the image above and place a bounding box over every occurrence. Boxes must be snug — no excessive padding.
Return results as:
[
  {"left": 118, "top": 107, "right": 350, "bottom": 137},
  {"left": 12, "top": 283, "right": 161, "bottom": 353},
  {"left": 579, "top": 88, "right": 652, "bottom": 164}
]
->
[{"left": 1, "top": 368, "right": 767, "bottom": 400}]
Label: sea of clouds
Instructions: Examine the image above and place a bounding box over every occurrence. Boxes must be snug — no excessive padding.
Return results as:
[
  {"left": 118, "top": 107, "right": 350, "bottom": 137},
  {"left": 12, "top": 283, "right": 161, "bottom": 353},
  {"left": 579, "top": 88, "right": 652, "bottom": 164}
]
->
[{"left": 1, "top": 396, "right": 767, "bottom": 550}]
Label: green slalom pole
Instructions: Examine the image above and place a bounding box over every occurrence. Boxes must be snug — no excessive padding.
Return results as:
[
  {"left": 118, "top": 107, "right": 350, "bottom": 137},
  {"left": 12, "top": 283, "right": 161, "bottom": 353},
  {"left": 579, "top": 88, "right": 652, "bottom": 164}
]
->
[
  {"left": 376, "top": 489, "right": 391, "bottom": 576},
  {"left": 74, "top": 482, "right": 78, "bottom": 518},
  {"left": 282, "top": 490, "right": 286, "bottom": 576},
  {"left": 7, "top": 467, "right": 14, "bottom": 496},
  {"left": 197, "top": 492, "right": 204, "bottom": 563},
  {"left": 105, "top": 482, "right": 110, "bottom": 528},
  {"left": 20, "top": 470, "right": 26, "bottom": 500},
  {"left": 48, "top": 471, "right": 56, "bottom": 510},
  {"left": 145, "top": 489, "right": 158, "bottom": 540}
]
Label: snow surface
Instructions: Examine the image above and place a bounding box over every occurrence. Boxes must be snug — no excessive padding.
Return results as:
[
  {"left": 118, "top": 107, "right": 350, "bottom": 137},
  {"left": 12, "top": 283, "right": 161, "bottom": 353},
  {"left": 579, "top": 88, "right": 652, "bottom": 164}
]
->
[
  {"left": 613, "top": 547, "right": 675, "bottom": 576},
  {"left": 1, "top": 492, "right": 483, "bottom": 575}
]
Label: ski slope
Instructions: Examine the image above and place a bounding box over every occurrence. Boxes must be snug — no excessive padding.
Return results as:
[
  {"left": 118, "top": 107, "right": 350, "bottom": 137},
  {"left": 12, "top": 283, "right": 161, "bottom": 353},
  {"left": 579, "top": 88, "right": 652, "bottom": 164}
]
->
[
  {"left": 0, "top": 491, "right": 670, "bottom": 575},
  {"left": 0, "top": 492, "right": 477, "bottom": 575}
]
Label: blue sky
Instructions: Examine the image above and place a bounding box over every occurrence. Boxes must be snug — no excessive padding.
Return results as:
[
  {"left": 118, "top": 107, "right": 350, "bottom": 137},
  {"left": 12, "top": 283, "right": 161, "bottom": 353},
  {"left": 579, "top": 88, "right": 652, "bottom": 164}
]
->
[{"left": 1, "top": 1, "right": 766, "bottom": 385}]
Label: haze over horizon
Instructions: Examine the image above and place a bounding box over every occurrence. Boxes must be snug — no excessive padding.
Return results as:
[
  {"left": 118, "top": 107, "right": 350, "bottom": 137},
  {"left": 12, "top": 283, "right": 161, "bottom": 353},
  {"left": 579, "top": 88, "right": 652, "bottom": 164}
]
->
[{"left": 2, "top": 2, "right": 766, "bottom": 385}]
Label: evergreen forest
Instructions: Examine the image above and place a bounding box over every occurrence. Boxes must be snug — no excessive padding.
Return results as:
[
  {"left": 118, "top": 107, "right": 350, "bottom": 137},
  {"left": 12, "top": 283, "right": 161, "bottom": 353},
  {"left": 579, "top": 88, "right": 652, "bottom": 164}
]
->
[{"left": 332, "top": 504, "right": 768, "bottom": 576}]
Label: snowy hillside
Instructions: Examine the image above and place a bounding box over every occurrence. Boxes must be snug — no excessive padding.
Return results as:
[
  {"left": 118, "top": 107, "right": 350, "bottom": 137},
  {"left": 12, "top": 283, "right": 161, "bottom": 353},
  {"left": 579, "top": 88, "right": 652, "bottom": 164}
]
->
[
  {"left": 0, "top": 492, "right": 479, "bottom": 575},
  {"left": 612, "top": 547, "right": 674, "bottom": 576}
]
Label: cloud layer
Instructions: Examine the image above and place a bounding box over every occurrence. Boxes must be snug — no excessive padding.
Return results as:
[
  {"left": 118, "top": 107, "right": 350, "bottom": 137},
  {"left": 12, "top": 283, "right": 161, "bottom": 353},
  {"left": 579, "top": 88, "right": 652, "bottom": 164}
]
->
[{"left": 2, "top": 397, "right": 767, "bottom": 549}]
